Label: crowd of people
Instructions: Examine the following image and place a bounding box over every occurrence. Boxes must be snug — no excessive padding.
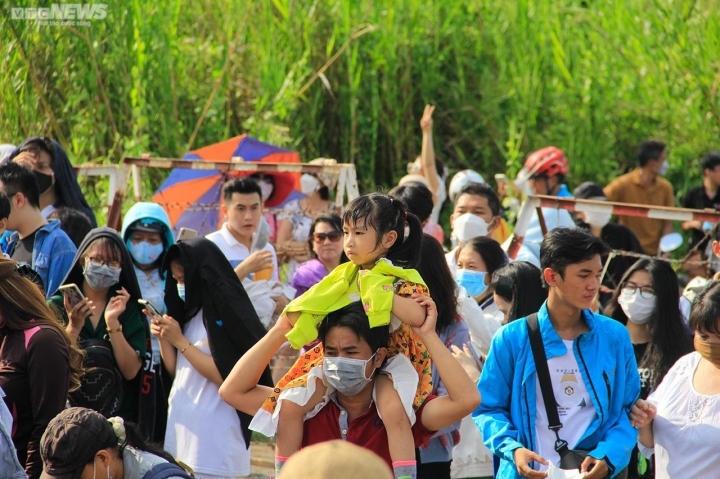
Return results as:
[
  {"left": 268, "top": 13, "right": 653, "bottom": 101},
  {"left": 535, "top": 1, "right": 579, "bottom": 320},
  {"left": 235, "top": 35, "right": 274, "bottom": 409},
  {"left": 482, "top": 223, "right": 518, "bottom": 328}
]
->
[{"left": 2, "top": 114, "right": 720, "bottom": 479}]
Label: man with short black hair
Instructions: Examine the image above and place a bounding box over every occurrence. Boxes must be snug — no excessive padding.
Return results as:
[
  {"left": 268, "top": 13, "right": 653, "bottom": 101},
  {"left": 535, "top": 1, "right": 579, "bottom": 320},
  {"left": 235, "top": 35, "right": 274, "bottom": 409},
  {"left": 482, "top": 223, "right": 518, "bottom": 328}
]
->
[
  {"left": 681, "top": 151, "right": 720, "bottom": 249},
  {"left": 220, "top": 299, "right": 480, "bottom": 479},
  {"left": 206, "top": 177, "right": 279, "bottom": 282},
  {"left": 604, "top": 140, "right": 674, "bottom": 255},
  {"left": 475, "top": 228, "right": 640, "bottom": 479},
  {"left": 0, "top": 162, "right": 76, "bottom": 296}
]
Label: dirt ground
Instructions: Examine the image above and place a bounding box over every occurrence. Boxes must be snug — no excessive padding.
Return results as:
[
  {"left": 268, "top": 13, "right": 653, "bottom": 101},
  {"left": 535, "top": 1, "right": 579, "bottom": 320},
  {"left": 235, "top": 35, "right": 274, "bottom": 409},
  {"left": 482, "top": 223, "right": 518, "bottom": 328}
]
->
[{"left": 247, "top": 441, "right": 275, "bottom": 479}]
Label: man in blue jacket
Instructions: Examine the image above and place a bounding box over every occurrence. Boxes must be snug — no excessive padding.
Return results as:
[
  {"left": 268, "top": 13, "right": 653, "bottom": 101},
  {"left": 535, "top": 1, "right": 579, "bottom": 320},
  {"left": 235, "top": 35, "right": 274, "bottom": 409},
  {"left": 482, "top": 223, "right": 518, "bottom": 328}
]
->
[
  {"left": 474, "top": 227, "right": 640, "bottom": 479},
  {"left": 0, "top": 162, "right": 76, "bottom": 297}
]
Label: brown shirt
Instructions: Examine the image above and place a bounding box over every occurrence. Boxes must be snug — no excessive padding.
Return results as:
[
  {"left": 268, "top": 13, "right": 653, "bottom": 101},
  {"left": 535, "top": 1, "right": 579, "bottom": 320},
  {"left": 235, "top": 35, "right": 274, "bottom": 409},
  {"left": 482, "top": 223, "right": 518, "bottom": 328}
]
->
[
  {"left": 0, "top": 325, "right": 70, "bottom": 479},
  {"left": 604, "top": 168, "right": 675, "bottom": 255}
]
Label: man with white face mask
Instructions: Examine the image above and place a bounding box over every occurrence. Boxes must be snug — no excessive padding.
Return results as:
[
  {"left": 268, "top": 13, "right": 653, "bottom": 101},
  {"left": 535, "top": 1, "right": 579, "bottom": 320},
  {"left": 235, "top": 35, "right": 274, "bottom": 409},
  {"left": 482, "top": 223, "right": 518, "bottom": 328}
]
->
[
  {"left": 220, "top": 300, "right": 481, "bottom": 478},
  {"left": 603, "top": 140, "right": 675, "bottom": 255},
  {"left": 573, "top": 182, "right": 644, "bottom": 308},
  {"left": 445, "top": 182, "right": 502, "bottom": 276}
]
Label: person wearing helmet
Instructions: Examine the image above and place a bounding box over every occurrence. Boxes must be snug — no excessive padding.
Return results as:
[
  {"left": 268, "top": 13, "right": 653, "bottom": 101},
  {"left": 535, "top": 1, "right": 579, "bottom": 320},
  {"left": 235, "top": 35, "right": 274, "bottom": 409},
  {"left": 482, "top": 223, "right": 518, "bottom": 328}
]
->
[
  {"left": 513, "top": 147, "right": 575, "bottom": 267},
  {"left": 603, "top": 140, "right": 674, "bottom": 255}
]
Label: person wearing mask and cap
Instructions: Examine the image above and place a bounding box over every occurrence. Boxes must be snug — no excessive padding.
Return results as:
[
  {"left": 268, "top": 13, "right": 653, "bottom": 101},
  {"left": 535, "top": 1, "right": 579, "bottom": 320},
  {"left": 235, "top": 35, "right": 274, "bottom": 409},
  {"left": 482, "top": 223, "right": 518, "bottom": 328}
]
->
[
  {"left": 39, "top": 407, "right": 192, "bottom": 479},
  {"left": 276, "top": 159, "right": 339, "bottom": 283},
  {"left": 121, "top": 202, "right": 175, "bottom": 442},
  {"left": 9, "top": 137, "right": 96, "bottom": 227},
  {"left": 603, "top": 140, "right": 674, "bottom": 255},
  {"left": 573, "top": 181, "right": 644, "bottom": 308},
  {"left": 445, "top": 182, "right": 504, "bottom": 277}
]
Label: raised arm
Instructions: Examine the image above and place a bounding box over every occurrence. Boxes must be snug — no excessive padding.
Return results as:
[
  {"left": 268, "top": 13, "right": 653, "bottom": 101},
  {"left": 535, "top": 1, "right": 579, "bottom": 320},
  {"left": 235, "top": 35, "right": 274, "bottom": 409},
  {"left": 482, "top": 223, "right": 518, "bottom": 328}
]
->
[
  {"left": 419, "top": 104, "right": 440, "bottom": 201},
  {"left": 411, "top": 295, "right": 481, "bottom": 432},
  {"left": 219, "top": 315, "right": 293, "bottom": 415}
]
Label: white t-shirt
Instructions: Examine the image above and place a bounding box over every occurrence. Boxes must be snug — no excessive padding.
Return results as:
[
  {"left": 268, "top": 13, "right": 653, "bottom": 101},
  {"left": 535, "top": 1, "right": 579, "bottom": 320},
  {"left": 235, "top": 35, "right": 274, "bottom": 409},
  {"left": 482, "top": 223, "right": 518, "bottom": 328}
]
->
[
  {"left": 164, "top": 310, "right": 250, "bottom": 477},
  {"left": 445, "top": 247, "right": 458, "bottom": 277},
  {"left": 640, "top": 352, "right": 720, "bottom": 479},
  {"left": 206, "top": 222, "right": 279, "bottom": 282},
  {"left": 535, "top": 340, "right": 596, "bottom": 470}
]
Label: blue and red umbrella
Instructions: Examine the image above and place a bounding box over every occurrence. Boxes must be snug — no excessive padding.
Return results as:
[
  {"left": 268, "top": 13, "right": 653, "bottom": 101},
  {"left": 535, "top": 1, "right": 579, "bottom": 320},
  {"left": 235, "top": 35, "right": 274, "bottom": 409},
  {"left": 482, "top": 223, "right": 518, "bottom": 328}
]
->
[{"left": 152, "top": 135, "right": 301, "bottom": 236}]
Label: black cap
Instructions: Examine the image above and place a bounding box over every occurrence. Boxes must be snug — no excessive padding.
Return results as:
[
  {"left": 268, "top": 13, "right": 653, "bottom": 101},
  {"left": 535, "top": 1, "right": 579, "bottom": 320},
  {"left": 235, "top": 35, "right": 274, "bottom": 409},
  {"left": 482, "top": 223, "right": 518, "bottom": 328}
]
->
[
  {"left": 40, "top": 408, "right": 118, "bottom": 479},
  {"left": 129, "top": 219, "right": 165, "bottom": 234},
  {"left": 573, "top": 181, "right": 606, "bottom": 200}
]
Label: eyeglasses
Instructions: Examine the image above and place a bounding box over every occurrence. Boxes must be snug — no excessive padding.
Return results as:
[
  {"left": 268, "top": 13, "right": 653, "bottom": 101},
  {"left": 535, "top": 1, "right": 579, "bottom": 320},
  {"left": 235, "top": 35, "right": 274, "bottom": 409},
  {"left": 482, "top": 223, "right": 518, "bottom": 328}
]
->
[
  {"left": 87, "top": 257, "right": 122, "bottom": 269},
  {"left": 621, "top": 282, "right": 655, "bottom": 299},
  {"left": 313, "top": 231, "right": 343, "bottom": 243}
]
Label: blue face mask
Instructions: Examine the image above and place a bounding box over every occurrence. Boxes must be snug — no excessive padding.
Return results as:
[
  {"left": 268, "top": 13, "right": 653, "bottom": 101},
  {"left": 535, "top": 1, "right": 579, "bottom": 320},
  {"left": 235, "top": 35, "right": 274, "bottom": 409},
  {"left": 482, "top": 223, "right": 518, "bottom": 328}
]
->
[
  {"left": 456, "top": 269, "right": 488, "bottom": 298},
  {"left": 177, "top": 283, "right": 186, "bottom": 302},
  {"left": 126, "top": 240, "right": 164, "bottom": 266}
]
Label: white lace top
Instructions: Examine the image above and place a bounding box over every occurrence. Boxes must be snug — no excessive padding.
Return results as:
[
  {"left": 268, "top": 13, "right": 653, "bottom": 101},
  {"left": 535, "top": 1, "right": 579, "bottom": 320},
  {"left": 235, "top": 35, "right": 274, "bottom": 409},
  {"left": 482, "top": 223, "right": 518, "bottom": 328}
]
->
[{"left": 640, "top": 352, "right": 720, "bottom": 479}]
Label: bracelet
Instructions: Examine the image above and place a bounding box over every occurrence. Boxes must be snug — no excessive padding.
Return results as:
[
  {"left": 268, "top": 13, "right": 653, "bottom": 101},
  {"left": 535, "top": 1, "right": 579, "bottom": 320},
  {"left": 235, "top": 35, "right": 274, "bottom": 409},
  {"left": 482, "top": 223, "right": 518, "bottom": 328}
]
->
[
  {"left": 107, "top": 325, "right": 123, "bottom": 334},
  {"left": 180, "top": 342, "right": 192, "bottom": 354}
]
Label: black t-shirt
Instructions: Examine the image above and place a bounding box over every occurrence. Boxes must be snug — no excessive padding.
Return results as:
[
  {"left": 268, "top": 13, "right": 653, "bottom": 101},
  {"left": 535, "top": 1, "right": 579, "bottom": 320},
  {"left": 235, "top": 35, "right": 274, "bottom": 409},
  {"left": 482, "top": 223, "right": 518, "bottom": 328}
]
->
[
  {"left": 682, "top": 186, "right": 720, "bottom": 248},
  {"left": 633, "top": 341, "right": 651, "bottom": 400},
  {"left": 11, "top": 230, "right": 37, "bottom": 265}
]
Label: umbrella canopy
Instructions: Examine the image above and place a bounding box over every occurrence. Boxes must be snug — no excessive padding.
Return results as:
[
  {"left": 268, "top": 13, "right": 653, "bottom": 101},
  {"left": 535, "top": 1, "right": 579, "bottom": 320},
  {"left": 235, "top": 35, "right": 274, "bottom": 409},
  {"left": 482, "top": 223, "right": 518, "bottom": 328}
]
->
[{"left": 152, "top": 135, "right": 301, "bottom": 236}]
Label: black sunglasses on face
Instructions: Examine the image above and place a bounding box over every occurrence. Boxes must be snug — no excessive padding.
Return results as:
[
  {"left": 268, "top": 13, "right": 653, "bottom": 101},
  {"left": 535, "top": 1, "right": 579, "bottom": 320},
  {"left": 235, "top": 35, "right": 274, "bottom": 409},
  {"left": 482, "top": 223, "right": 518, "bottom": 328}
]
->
[{"left": 313, "top": 231, "right": 343, "bottom": 243}]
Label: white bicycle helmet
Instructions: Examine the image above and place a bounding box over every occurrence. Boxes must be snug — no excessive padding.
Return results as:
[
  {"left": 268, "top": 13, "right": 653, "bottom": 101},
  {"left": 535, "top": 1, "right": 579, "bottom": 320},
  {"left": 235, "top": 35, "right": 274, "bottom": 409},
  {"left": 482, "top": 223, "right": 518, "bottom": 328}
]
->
[{"left": 449, "top": 169, "right": 486, "bottom": 203}]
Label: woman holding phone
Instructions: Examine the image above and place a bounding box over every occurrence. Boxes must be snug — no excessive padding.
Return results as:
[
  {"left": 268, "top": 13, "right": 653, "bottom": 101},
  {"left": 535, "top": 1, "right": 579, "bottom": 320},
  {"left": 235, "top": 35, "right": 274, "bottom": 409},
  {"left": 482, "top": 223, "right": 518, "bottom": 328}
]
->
[
  {"left": 150, "top": 237, "right": 272, "bottom": 478},
  {"left": 52, "top": 227, "right": 148, "bottom": 424}
]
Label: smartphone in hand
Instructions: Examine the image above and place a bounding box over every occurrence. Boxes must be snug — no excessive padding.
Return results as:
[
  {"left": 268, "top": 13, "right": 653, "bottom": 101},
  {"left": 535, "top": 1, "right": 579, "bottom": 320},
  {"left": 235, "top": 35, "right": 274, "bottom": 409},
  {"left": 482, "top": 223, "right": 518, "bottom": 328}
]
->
[
  {"left": 138, "top": 299, "right": 162, "bottom": 318},
  {"left": 177, "top": 227, "right": 198, "bottom": 242},
  {"left": 59, "top": 283, "right": 85, "bottom": 309}
]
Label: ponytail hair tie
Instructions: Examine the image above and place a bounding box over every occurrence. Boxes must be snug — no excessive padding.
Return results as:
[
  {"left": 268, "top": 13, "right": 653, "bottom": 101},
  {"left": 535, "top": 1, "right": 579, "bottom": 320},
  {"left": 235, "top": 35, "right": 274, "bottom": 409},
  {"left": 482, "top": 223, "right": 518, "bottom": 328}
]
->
[{"left": 107, "top": 416, "right": 126, "bottom": 445}]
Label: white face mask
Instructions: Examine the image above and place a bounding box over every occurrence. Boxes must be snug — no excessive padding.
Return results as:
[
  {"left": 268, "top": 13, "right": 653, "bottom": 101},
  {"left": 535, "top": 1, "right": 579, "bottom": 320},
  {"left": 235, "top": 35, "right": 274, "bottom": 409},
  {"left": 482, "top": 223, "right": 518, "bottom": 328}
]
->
[
  {"left": 618, "top": 289, "right": 656, "bottom": 324},
  {"left": 658, "top": 160, "right": 669, "bottom": 176},
  {"left": 300, "top": 174, "right": 321, "bottom": 195},
  {"left": 259, "top": 180, "right": 274, "bottom": 202},
  {"left": 453, "top": 213, "right": 490, "bottom": 243},
  {"left": 584, "top": 211, "right": 612, "bottom": 228}
]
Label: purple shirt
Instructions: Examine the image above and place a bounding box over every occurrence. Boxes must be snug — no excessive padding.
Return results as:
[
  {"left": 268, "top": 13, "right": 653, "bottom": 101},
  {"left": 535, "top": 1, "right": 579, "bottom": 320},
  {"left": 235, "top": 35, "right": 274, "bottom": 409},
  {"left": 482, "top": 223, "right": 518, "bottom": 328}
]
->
[{"left": 290, "top": 259, "right": 329, "bottom": 298}]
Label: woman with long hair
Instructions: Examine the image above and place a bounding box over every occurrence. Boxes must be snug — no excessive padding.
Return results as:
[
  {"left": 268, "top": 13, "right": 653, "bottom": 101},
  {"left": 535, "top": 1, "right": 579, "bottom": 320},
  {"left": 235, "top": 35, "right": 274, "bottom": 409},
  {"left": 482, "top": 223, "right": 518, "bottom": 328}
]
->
[
  {"left": 605, "top": 258, "right": 693, "bottom": 479},
  {"left": 152, "top": 237, "right": 272, "bottom": 478},
  {"left": 0, "top": 257, "right": 83, "bottom": 478},
  {"left": 414, "top": 234, "right": 472, "bottom": 479},
  {"left": 10, "top": 136, "right": 96, "bottom": 226},
  {"left": 490, "top": 261, "right": 547, "bottom": 324},
  {"left": 631, "top": 281, "right": 720, "bottom": 478}
]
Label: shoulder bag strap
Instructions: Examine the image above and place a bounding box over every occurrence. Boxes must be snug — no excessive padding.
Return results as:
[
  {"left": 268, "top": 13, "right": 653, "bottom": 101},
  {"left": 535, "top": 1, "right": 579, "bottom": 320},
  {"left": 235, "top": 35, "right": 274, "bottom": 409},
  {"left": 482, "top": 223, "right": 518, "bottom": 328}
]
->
[{"left": 526, "top": 313, "right": 570, "bottom": 455}]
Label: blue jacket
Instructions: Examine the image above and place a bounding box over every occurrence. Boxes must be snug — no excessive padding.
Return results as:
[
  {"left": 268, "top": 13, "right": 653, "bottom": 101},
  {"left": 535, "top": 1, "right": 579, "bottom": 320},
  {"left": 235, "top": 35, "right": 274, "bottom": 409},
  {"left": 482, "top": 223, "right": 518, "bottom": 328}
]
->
[
  {"left": 473, "top": 302, "right": 640, "bottom": 478},
  {"left": 6, "top": 220, "right": 77, "bottom": 297}
]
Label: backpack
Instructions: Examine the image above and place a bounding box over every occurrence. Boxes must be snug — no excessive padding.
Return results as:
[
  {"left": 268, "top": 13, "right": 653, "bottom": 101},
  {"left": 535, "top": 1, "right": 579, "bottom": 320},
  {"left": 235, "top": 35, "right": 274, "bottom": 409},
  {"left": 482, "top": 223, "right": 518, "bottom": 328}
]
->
[
  {"left": 69, "top": 338, "right": 124, "bottom": 417},
  {"left": 141, "top": 462, "right": 194, "bottom": 479}
]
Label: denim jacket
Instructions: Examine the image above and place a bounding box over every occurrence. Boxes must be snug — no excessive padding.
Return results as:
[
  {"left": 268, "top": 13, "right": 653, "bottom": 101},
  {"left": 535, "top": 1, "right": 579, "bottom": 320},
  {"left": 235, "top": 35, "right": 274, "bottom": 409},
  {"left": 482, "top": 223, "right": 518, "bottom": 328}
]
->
[
  {"left": 473, "top": 302, "right": 640, "bottom": 478},
  {"left": 6, "top": 220, "right": 77, "bottom": 297},
  {"left": 0, "top": 388, "right": 28, "bottom": 479}
]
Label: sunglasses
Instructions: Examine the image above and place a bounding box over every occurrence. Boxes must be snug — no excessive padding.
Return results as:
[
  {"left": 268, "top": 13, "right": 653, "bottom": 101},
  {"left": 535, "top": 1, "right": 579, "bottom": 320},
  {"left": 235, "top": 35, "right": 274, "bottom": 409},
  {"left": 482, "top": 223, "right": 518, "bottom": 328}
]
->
[{"left": 313, "top": 231, "right": 343, "bottom": 243}]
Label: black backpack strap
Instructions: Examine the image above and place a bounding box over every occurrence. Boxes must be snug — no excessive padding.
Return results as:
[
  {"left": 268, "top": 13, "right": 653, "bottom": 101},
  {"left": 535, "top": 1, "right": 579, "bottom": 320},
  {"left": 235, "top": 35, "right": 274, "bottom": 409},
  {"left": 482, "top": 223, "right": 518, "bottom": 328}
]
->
[
  {"left": 526, "top": 313, "right": 570, "bottom": 455},
  {"left": 141, "top": 463, "right": 193, "bottom": 479}
]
